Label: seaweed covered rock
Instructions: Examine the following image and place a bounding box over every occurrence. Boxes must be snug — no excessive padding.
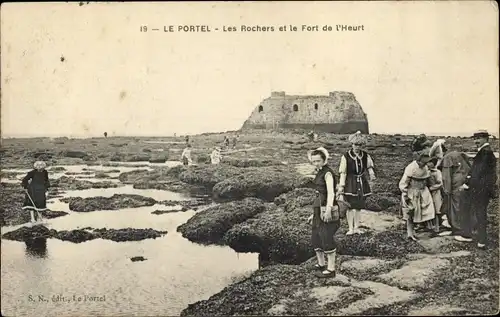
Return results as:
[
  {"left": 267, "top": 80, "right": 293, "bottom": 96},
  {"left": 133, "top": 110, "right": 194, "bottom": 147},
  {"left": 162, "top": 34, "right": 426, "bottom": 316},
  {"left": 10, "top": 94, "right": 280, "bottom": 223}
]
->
[
  {"left": 224, "top": 205, "right": 313, "bottom": 264},
  {"left": 56, "top": 229, "right": 97, "bottom": 243},
  {"left": 118, "top": 168, "right": 166, "bottom": 183},
  {"left": 62, "top": 194, "right": 157, "bottom": 212},
  {"left": 2, "top": 224, "right": 52, "bottom": 241},
  {"left": 179, "top": 165, "right": 245, "bottom": 189},
  {"left": 2, "top": 225, "right": 168, "bottom": 243},
  {"left": 92, "top": 228, "right": 168, "bottom": 242},
  {"left": 222, "top": 157, "right": 283, "bottom": 168},
  {"left": 196, "top": 153, "right": 211, "bottom": 164},
  {"left": 180, "top": 255, "right": 416, "bottom": 317},
  {"left": 225, "top": 207, "right": 421, "bottom": 265},
  {"left": 212, "top": 166, "right": 313, "bottom": 202},
  {"left": 60, "top": 150, "right": 89, "bottom": 159},
  {"left": 51, "top": 176, "right": 121, "bottom": 190},
  {"left": 149, "top": 152, "right": 169, "bottom": 163},
  {"left": 0, "top": 182, "right": 30, "bottom": 226},
  {"left": 365, "top": 193, "right": 400, "bottom": 212},
  {"left": 273, "top": 188, "right": 317, "bottom": 212},
  {"left": 177, "top": 198, "right": 266, "bottom": 245},
  {"left": 40, "top": 210, "right": 69, "bottom": 219}
]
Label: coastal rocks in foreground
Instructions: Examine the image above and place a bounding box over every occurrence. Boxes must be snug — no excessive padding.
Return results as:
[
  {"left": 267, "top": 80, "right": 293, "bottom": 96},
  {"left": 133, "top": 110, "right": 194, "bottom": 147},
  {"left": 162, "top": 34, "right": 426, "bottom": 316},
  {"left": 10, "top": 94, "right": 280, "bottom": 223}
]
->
[
  {"left": 2, "top": 225, "right": 167, "bottom": 243},
  {"left": 61, "top": 194, "right": 157, "bottom": 212},
  {"left": 221, "top": 157, "right": 284, "bottom": 168},
  {"left": 51, "top": 176, "right": 122, "bottom": 190},
  {"left": 1, "top": 182, "right": 30, "bottom": 226},
  {"left": 273, "top": 188, "right": 317, "bottom": 212},
  {"left": 177, "top": 198, "right": 266, "bottom": 245},
  {"left": 133, "top": 179, "right": 205, "bottom": 194},
  {"left": 0, "top": 183, "right": 68, "bottom": 226},
  {"left": 180, "top": 256, "right": 417, "bottom": 317},
  {"left": 225, "top": 207, "right": 423, "bottom": 265},
  {"left": 158, "top": 198, "right": 211, "bottom": 211},
  {"left": 212, "top": 166, "right": 312, "bottom": 202},
  {"left": 224, "top": 204, "right": 313, "bottom": 264},
  {"left": 39, "top": 210, "right": 69, "bottom": 219},
  {"left": 152, "top": 208, "right": 186, "bottom": 215},
  {"left": 119, "top": 167, "right": 207, "bottom": 193},
  {"left": 179, "top": 165, "right": 245, "bottom": 189}
]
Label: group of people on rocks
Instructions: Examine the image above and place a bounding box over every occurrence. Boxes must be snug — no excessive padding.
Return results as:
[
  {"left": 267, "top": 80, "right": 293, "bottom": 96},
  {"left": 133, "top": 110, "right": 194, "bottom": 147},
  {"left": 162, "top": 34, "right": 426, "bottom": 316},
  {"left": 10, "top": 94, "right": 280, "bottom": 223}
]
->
[
  {"left": 180, "top": 135, "right": 239, "bottom": 166},
  {"left": 307, "top": 129, "right": 497, "bottom": 278}
]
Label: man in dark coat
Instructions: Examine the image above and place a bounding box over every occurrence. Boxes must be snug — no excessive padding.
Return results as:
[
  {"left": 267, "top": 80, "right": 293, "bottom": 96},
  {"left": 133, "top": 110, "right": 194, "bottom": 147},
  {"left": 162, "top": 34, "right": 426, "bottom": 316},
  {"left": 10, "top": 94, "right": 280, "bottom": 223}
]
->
[{"left": 454, "top": 130, "right": 498, "bottom": 248}]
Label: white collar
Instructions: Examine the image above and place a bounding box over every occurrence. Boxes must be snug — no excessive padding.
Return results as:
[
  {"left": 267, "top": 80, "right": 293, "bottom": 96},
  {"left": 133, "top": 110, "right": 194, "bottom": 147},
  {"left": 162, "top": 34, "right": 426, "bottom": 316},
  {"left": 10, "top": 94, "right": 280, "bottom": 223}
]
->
[
  {"left": 478, "top": 143, "right": 490, "bottom": 152},
  {"left": 349, "top": 149, "right": 364, "bottom": 159}
]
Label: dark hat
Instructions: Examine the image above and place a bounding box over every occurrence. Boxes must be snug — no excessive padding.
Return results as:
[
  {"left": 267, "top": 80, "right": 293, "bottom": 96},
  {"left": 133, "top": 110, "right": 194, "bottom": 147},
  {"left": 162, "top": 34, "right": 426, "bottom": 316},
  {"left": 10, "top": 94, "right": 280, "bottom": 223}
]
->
[
  {"left": 417, "top": 151, "right": 432, "bottom": 164},
  {"left": 473, "top": 130, "right": 490, "bottom": 138}
]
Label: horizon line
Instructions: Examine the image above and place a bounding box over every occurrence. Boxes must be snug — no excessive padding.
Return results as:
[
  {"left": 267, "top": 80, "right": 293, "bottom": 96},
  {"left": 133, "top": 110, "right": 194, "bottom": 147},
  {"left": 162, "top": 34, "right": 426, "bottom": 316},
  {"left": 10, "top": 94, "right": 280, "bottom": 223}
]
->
[{"left": 2, "top": 131, "right": 498, "bottom": 139}]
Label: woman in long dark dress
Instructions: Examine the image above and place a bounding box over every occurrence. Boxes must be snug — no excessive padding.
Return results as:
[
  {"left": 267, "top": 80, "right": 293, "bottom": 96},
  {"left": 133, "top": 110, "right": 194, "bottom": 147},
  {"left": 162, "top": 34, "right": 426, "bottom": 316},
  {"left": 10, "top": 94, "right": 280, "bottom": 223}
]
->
[{"left": 21, "top": 161, "right": 50, "bottom": 222}]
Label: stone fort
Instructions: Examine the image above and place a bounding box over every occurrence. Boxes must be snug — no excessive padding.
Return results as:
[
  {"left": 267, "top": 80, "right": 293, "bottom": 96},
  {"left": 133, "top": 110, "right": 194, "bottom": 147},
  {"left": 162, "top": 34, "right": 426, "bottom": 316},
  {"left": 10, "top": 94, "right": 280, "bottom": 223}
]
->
[{"left": 241, "top": 91, "right": 369, "bottom": 134}]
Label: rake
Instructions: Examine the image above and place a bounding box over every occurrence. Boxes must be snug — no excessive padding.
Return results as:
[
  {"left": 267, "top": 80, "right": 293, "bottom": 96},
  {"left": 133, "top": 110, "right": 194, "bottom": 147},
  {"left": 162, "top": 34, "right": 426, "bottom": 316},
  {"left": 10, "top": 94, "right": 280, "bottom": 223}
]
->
[{"left": 24, "top": 189, "right": 45, "bottom": 223}]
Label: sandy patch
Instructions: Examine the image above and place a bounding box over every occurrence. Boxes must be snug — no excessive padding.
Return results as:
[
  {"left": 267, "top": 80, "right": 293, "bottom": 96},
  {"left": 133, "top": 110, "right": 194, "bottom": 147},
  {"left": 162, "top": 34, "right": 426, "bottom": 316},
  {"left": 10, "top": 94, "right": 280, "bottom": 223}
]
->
[
  {"left": 336, "top": 280, "right": 417, "bottom": 315},
  {"left": 377, "top": 257, "right": 450, "bottom": 289}
]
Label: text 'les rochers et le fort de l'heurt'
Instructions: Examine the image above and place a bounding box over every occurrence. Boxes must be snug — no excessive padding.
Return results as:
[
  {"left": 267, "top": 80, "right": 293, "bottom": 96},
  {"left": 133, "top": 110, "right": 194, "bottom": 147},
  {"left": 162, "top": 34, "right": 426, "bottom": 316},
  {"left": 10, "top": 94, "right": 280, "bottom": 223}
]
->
[{"left": 141, "top": 24, "right": 365, "bottom": 33}]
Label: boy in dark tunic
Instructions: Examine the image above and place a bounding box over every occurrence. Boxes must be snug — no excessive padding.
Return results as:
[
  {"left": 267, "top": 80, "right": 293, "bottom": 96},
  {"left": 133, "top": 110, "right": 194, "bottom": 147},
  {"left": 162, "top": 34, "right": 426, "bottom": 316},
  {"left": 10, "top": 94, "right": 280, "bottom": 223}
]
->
[
  {"left": 307, "top": 147, "right": 341, "bottom": 278},
  {"left": 338, "top": 131, "right": 377, "bottom": 235},
  {"left": 455, "top": 130, "right": 497, "bottom": 248},
  {"left": 21, "top": 161, "right": 50, "bottom": 223}
]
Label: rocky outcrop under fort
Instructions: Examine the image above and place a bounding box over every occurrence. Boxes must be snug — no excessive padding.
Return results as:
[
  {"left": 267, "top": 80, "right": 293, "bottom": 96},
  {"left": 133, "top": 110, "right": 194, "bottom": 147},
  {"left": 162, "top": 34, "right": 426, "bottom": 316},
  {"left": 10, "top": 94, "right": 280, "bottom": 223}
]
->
[{"left": 241, "top": 91, "right": 369, "bottom": 134}]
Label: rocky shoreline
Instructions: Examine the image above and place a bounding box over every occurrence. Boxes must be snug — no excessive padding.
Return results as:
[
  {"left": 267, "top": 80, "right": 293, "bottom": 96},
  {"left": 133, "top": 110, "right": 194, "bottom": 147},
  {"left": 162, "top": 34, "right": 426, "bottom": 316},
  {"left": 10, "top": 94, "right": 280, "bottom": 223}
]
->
[
  {"left": 2, "top": 225, "right": 168, "bottom": 243},
  {"left": 1, "top": 132, "right": 498, "bottom": 315}
]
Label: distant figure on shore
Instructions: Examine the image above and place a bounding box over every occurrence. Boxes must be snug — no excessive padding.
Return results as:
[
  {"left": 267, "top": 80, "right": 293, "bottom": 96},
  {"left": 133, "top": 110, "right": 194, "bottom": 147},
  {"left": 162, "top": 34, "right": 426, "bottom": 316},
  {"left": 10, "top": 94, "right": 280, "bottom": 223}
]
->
[
  {"left": 307, "top": 131, "right": 319, "bottom": 142},
  {"left": 181, "top": 145, "right": 193, "bottom": 166},
  {"left": 307, "top": 147, "right": 342, "bottom": 278},
  {"left": 210, "top": 147, "right": 222, "bottom": 165},
  {"left": 185, "top": 136, "right": 190, "bottom": 145},
  {"left": 399, "top": 152, "right": 436, "bottom": 241},
  {"left": 232, "top": 135, "right": 238, "bottom": 149},
  {"left": 338, "top": 131, "right": 376, "bottom": 235},
  {"left": 439, "top": 149, "right": 471, "bottom": 237},
  {"left": 429, "top": 138, "right": 447, "bottom": 169},
  {"left": 21, "top": 161, "right": 50, "bottom": 223},
  {"left": 455, "top": 130, "right": 497, "bottom": 248},
  {"left": 104, "top": 132, "right": 108, "bottom": 138},
  {"left": 223, "top": 136, "right": 230, "bottom": 149}
]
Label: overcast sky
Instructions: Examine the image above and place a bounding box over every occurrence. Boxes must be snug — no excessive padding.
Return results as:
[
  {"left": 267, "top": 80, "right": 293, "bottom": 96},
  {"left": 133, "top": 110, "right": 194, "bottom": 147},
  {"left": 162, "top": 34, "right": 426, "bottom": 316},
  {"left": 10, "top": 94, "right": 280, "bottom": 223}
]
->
[{"left": 1, "top": 1, "right": 498, "bottom": 137}]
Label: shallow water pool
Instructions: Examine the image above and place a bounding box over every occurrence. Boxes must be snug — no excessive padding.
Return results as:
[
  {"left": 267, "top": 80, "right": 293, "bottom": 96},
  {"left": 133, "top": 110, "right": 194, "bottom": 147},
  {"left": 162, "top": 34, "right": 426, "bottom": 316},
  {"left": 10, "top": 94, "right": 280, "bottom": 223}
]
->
[{"left": 1, "top": 164, "right": 259, "bottom": 316}]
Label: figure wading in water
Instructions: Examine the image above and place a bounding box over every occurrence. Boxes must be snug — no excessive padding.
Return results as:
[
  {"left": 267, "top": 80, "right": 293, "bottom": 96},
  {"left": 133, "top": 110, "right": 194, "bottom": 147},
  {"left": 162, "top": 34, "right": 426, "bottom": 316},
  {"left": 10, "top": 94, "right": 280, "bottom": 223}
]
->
[
  {"left": 338, "top": 131, "right": 376, "bottom": 235},
  {"left": 307, "top": 147, "right": 349, "bottom": 278},
  {"left": 21, "top": 161, "right": 50, "bottom": 223}
]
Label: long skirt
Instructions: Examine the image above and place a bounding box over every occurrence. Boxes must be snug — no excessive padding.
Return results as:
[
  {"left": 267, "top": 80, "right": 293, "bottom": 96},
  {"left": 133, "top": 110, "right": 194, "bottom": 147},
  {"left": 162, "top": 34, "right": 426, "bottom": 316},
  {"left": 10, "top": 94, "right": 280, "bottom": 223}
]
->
[
  {"left": 22, "top": 184, "right": 47, "bottom": 210},
  {"left": 311, "top": 207, "right": 340, "bottom": 253},
  {"left": 442, "top": 190, "right": 467, "bottom": 233},
  {"left": 401, "top": 187, "right": 435, "bottom": 223}
]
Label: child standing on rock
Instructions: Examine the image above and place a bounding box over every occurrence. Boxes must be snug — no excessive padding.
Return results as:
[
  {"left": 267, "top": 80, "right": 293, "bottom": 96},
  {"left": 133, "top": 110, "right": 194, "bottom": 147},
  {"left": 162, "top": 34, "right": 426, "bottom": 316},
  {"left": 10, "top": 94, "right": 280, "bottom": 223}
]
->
[
  {"left": 399, "top": 152, "right": 436, "bottom": 241},
  {"left": 307, "top": 147, "right": 348, "bottom": 278},
  {"left": 426, "top": 157, "right": 444, "bottom": 236}
]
